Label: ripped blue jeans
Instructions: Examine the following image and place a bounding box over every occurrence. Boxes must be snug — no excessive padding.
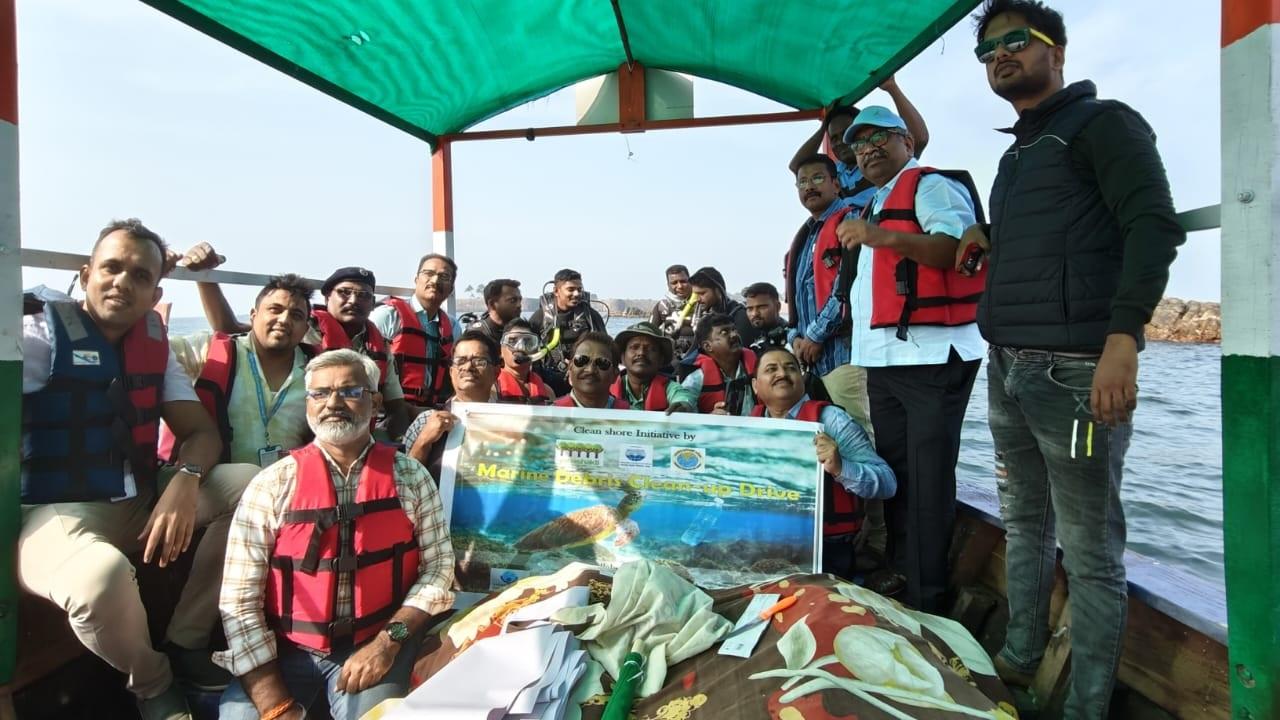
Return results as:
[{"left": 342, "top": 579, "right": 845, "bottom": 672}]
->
[{"left": 987, "top": 346, "right": 1132, "bottom": 720}]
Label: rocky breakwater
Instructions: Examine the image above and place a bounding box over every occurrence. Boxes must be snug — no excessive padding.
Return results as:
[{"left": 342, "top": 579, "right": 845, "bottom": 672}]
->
[{"left": 1145, "top": 297, "right": 1220, "bottom": 343}]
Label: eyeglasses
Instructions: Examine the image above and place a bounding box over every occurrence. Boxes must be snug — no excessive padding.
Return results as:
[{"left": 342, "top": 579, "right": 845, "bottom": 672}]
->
[
  {"left": 305, "top": 386, "right": 369, "bottom": 402},
  {"left": 418, "top": 269, "right": 455, "bottom": 284},
  {"left": 572, "top": 355, "right": 614, "bottom": 371},
  {"left": 450, "top": 356, "right": 493, "bottom": 370},
  {"left": 848, "top": 129, "right": 906, "bottom": 154},
  {"left": 795, "top": 174, "right": 829, "bottom": 189},
  {"left": 974, "top": 27, "right": 1056, "bottom": 64},
  {"left": 332, "top": 287, "right": 374, "bottom": 302}
]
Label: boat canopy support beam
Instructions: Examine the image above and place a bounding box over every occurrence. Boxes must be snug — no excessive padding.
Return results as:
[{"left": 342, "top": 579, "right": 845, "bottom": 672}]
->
[
  {"left": 1221, "top": 1, "right": 1280, "bottom": 717},
  {"left": 0, "top": 0, "right": 18, "bottom": 693}
]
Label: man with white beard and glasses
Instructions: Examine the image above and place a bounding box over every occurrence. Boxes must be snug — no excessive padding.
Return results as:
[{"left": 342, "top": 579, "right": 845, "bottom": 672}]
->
[{"left": 216, "top": 349, "right": 454, "bottom": 720}]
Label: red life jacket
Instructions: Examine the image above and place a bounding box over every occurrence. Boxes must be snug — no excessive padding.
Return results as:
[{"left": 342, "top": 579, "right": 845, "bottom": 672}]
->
[
  {"left": 310, "top": 308, "right": 390, "bottom": 384},
  {"left": 784, "top": 204, "right": 855, "bottom": 326},
  {"left": 866, "top": 167, "right": 987, "bottom": 340},
  {"left": 553, "top": 394, "right": 630, "bottom": 409},
  {"left": 381, "top": 297, "right": 454, "bottom": 407},
  {"left": 265, "top": 442, "right": 419, "bottom": 653},
  {"left": 692, "top": 350, "right": 757, "bottom": 414},
  {"left": 158, "top": 334, "right": 315, "bottom": 464},
  {"left": 609, "top": 374, "right": 670, "bottom": 411},
  {"left": 751, "top": 400, "right": 861, "bottom": 536},
  {"left": 495, "top": 368, "right": 553, "bottom": 405}
]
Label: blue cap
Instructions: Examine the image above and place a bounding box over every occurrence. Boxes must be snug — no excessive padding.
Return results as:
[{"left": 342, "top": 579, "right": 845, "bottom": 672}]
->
[{"left": 843, "top": 105, "right": 908, "bottom": 144}]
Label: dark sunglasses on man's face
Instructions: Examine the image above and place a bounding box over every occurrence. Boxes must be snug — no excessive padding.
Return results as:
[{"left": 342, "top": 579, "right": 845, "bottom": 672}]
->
[
  {"left": 974, "top": 27, "right": 1056, "bottom": 64},
  {"left": 572, "top": 355, "right": 614, "bottom": 372}
]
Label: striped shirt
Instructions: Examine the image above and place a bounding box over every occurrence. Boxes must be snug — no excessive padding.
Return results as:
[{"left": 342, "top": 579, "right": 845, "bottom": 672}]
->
[{"left": 214, "top": 441, "right": 454, "bottom": 676}]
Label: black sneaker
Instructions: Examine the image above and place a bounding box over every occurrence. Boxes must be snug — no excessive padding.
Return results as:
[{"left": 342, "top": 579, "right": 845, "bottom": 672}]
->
[
  {"left": 137, "top": 682, "right": 193, "bottom": 720},
  {"left": 163, "top": 642, "right": 231, "bottom": 693}
]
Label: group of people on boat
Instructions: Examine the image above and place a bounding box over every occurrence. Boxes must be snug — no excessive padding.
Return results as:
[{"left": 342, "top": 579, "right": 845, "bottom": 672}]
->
[{"left": 15, "top": 2, "right": 1186, "bottom": 719}]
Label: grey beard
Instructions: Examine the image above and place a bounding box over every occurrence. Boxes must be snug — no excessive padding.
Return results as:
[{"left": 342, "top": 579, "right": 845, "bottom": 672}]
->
[{"left": 310, "top": 414, "right": 369, "bottom": 445}]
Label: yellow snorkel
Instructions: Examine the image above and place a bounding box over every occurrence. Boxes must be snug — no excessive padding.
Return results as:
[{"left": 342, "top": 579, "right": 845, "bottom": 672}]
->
[{"left": 530, "top": 326, "right": 560, "bottom": 363}]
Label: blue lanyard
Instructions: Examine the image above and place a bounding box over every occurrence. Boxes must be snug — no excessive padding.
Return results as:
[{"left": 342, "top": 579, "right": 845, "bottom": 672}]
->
[{"left": 245, "top": 349, "right": 291, "bottom": 432}]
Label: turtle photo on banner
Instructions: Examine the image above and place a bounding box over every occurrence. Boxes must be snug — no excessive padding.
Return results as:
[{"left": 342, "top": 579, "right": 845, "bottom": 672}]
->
[{"left": 437, "top": 402, "right": 824, "bottom": 592}]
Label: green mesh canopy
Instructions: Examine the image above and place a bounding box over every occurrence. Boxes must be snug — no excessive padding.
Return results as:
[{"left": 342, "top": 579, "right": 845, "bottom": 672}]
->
[{"left": 141, "top": 0, "right": 979, "bottom": 146}]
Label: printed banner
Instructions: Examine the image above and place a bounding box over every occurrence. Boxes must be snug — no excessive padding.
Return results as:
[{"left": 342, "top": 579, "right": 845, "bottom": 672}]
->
[{"left": 438, "top": 402, "right": 824, "bottom": 592}]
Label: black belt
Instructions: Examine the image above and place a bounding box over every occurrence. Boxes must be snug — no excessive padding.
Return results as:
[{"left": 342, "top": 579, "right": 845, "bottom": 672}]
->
[{"left": 998, "top": 346, "right": 1100, "bottom": 361}]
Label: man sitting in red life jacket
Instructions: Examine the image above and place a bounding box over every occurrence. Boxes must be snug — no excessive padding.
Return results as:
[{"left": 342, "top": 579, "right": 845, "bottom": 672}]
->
[
  {"left": 494, "top": 319, "right": 556, "bottom": 405},
  {"left": 19, "top": 220, "right": 234, "bottom": 720},
  {"left": 369, "top": 254, "right": 461, "bottom": 410},
  {"left": 553, "top": 332, "right": 630, "bottom": 409},
  {"left": 835, "top": 105, "right": 987, "bottom": 613},
  {"left": 193, "top": 259, "right": 413, "bottom": 440},
  {"left": 609, "top": 321, "right": 696, "bottom": 413},
  {"left": 679, "top": 313, "right": 757, "bottom": 416},
  {"left": 751, "top": 346, "right": 896, "bottom": 580},
  {"left": 166, "top": 264, "right": 316, "bottom": 470},
  {"left": 403, "top": 331, "right": 501, "bottom": 482},
  {"left": 216, "top": 349, "right": 454, "bottom": 720}
]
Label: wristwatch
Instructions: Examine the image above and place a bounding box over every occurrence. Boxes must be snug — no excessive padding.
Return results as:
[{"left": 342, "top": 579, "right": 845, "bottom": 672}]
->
[
  {"left": 178, "top": 463, "right": 204, "bottom": 482},
  {"left": 383, "top": 621, "right": 410, "bottom": 644}
]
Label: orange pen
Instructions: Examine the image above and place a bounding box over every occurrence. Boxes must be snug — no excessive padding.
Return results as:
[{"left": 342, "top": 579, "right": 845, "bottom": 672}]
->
[{"left": 758, "top": 595, "right": 797, "bottom": 621}]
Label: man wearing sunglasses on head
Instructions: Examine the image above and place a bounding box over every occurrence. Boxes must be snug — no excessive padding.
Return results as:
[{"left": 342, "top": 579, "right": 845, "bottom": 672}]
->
[
  {"left": 834, "top": 105, "right": 987, "bottom": 615},
  {"left": 402, "top": 331, "right": 502, "bottom": 481},
  {"left": 216, "top": 349, "right": 454, "bottom": 720},
  {"left": 495, "top": 319, "right": 556, "bottom": 405},
  {"left": 554, "top": 332, "right": 629, "bottom": 409},
  {"left": 369, "top": 254, "right": 461, "bottom": 411},
  {"left": 959, "top": 2, "right": 1183, "bottom": 716}
]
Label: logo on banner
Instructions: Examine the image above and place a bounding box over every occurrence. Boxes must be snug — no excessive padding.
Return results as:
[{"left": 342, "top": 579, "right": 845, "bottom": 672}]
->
[
  {"left": 619, "top": 444, "right": 653, "bottom": 468},
  {"left": 555, "top": 440, "right": 604, "bottom": 467},
  {"left": 671, "top": 447, "right": 706, "bottom": 472}
]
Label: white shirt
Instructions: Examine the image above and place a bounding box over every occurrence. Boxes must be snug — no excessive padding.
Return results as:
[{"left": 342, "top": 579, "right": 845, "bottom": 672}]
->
[
  {"left": 848, "top": 160, "right": 987, "bottom": 368},
  {"left": 23, "top": 311, "right": 199, "bottom": 499}
]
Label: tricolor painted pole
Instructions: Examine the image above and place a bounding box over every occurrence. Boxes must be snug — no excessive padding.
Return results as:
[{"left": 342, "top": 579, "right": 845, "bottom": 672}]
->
[
  {"left": 1221, "top": 1, "right": 1280, "bottom": 717},
  {"left": 431, "top": 139, "right": 456, "bottom": 317},
  {"left": 0, "top": 0, "right": 19, "bottom": 690}
]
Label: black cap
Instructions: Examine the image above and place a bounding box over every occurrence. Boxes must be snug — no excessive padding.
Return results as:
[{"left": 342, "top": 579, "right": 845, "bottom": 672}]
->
[{"left": 321, "top": 266, "right": 376, "bottom": 296}]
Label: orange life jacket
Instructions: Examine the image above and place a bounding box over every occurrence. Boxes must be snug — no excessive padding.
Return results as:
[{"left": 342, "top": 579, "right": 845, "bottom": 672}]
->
[
  {"left": 495, "top": 368, "right": 553, "bottom": 405},
  {"left": 865, "top": 166, "right": 986, "bottom": 340},
  {"left": 609, "top": 373, "right": 671, "bottom": 411},
  {"left": 310, "top": 308, "right": 389, "bottom": 384},
  {"left": 692, "top": 350, "right": 757, "bottom": 414},
  {"left": 381, "top": 297, "right": 453, "bottom": 407},
  {"left": 265, "top": 442, "right": 419, "bottom": 653},
  {"left": 751, "top": 400, "right": 861, "bottom": 536}
]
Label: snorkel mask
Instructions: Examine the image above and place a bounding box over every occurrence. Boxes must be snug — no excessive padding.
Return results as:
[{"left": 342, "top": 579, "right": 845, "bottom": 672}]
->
[{"left": 502, "top": 330, "right": 550, "bottom": 364}]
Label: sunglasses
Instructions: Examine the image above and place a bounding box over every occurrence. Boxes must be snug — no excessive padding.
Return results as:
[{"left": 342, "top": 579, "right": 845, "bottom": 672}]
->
[
  {"left": 305, "top": 386, "right": 368, "bottom": 402},
  {"left": 974, "top": 27, "right": 1056, "bottom": 64},
  {"left": 450, "top": 355, "right": 493, "bottom": 370},
  {"left": 848, "top": 129, "right": 907, "bottom": 154},
  {"left": 572, "top": 355, "right": 614, "bottom": 372},
  {"left": 794, "top": 174, "right": 829, "bottom": 189},
  {"left": 332, "top": 287, "right": 375, "bottom": 302}
]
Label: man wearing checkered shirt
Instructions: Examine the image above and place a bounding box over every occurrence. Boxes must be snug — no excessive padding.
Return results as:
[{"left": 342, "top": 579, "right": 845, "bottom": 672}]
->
[{"left": 216, "top": 349, "right": 454, "bottom": 720}]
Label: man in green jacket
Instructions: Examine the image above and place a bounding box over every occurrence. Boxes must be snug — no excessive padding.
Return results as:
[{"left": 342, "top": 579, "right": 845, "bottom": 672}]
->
[{"left": 959, "top": 2, "right": 1185, "bottom": 717}]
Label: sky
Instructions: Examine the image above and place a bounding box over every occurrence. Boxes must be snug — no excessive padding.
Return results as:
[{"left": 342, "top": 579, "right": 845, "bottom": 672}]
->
[{"left": 14, "top": 0, "right": 1221, "bottom": 316}]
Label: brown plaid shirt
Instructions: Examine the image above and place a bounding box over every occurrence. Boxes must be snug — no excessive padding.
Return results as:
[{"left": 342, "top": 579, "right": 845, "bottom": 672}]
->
[{"left": 214, "top": 442, "right": 454, "bottom": 675}]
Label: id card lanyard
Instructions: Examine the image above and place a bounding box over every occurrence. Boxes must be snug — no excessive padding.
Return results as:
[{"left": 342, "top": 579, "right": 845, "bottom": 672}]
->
[{"left": 245, "top": 349, "right": 292, "bottom": 445}]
